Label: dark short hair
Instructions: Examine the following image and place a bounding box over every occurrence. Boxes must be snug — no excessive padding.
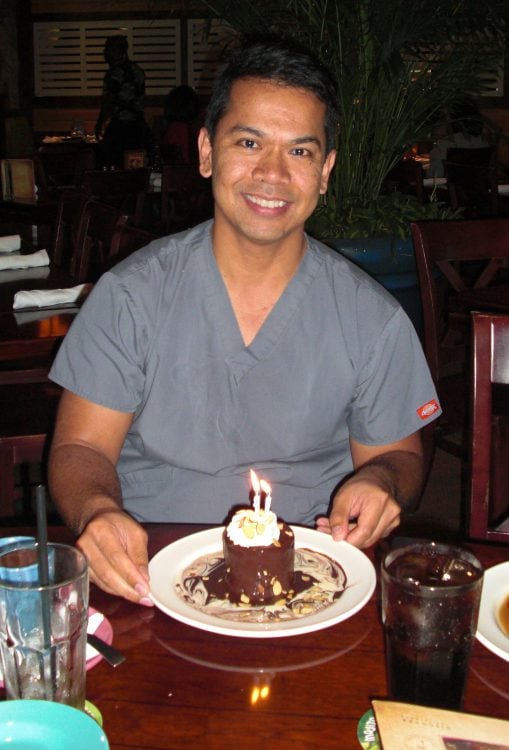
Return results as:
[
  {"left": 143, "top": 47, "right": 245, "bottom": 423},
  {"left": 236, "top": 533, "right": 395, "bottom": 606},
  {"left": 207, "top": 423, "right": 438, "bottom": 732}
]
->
[{"left": 204, "top": 36, "right": 338, "bottom": 154}]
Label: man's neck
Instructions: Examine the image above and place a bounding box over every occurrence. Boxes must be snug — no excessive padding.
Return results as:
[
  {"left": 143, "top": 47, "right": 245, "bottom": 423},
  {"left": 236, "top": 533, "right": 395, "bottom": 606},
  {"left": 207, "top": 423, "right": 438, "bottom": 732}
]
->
[{"left": 211, "top": 224, "right": 307, "bottom": 346}]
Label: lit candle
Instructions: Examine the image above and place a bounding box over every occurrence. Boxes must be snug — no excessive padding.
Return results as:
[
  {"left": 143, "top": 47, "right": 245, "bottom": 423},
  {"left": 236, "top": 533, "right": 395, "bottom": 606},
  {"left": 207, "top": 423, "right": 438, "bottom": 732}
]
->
[
  {"left": 260, "top": 479, "right": 272, "bottom": 513},
  {"left": 250, "top": 469, "right": 261, "bottom": 513}
]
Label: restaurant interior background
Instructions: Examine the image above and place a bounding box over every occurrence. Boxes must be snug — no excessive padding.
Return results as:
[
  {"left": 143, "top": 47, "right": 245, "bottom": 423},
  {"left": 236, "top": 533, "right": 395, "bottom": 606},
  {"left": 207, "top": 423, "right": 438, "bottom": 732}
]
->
[
  {"left": 1, "top": 0, "right": 509, "bottom": 160},
  {"left": 0, "top": 0, "right": 236, "bottom": 157},
  {"left": 0, "top": 0, "right": 508, "bottom": 539}
]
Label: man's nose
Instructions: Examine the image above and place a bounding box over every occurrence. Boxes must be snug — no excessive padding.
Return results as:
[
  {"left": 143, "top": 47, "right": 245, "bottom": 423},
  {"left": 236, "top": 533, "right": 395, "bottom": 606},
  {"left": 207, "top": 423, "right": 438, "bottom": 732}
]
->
[{"left": 252, "top": 148, "right": 290, "bottom": 183}]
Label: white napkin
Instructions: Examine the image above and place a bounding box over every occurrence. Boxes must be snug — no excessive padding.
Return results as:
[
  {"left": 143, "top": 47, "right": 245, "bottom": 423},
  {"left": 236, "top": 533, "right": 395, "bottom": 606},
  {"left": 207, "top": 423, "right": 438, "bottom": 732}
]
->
[
  {"left": 0, "top": 234, "right": 21, "bottom": 252},
  {"left": 0, "top": 249, "right": 49, "bottom": 271},
  {"left": 86, "top": 611, "right": 105, "bottom": 660},
  {"left": 13, "top": 283, "right": 90, "bottom": 310}
]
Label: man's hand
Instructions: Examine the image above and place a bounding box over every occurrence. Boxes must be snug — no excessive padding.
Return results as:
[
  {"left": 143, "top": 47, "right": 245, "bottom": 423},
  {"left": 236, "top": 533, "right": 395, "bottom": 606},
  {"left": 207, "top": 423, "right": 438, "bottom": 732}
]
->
[
  {"left": 316, "top": 433, "right": 424, "bottom": 548},
  {"left": 316, "top": 474, "right": 401, "bottom": 548},
  {"left": 76, "top": 509, "right": 153, "bottom": 606}
]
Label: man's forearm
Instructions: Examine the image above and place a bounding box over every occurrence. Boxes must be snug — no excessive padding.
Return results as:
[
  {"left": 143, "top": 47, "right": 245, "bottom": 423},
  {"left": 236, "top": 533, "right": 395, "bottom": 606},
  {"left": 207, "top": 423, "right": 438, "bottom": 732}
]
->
[
  {"left": 353, "top": 449, "right": 424, "bottom": 513},
  {"left": 48, "top": 443, "right": 124, "bottom": 535}
]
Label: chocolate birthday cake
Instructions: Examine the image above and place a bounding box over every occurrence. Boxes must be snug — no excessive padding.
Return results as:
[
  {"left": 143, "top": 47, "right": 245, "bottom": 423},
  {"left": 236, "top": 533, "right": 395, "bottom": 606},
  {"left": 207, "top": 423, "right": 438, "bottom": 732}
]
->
[{"left": 223, "top": 507, "right": 295, "bottom": 605}]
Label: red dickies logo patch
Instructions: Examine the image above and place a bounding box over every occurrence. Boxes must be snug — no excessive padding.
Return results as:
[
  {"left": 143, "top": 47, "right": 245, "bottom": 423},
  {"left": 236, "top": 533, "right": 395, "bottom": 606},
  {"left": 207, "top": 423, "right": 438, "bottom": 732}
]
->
[{"left": 417, "top": 399, "right": 439, "bottom": 420}]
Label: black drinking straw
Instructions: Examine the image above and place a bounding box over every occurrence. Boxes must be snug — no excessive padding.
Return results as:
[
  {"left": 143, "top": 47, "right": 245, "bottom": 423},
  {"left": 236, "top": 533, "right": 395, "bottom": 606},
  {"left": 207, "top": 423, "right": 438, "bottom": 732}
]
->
[
  {"left": 36, "top": 485, "right": 50, "bottom": 586},
  {"left": 35, "top": 484, "right": 54, "bottom": 699}
]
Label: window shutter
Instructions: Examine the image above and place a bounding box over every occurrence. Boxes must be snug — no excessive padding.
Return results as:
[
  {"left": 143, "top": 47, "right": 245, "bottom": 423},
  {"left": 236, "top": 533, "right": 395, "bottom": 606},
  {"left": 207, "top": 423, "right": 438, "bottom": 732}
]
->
[
  {"left": 187, "top": 19, "right": 237, "bottom": 95},
  {"left": 33, "top": 19, "right": 181, "bottom": 97}
]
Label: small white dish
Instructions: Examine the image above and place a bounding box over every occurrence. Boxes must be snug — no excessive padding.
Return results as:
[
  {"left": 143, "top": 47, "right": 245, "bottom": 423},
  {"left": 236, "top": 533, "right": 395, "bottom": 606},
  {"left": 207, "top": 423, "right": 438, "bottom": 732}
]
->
[
  {"left": 476, "top": 561, "right": 509, "bottom": 661},
  {"left": 149, "top": 526, "right": 376, "bottom": 638}
]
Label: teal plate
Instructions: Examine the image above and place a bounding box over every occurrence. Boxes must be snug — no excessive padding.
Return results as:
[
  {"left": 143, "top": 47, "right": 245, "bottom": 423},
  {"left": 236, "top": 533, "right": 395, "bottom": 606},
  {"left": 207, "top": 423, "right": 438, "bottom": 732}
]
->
[{"left": 0, "top": 700, "right": 109, "bottom": 749}]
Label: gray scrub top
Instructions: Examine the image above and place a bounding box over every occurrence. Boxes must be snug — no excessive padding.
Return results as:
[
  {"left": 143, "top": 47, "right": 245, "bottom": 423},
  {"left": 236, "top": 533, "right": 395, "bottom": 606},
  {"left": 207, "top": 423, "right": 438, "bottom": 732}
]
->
[{"left": 49, "top": 220, "right": 441, "bottom": 525}]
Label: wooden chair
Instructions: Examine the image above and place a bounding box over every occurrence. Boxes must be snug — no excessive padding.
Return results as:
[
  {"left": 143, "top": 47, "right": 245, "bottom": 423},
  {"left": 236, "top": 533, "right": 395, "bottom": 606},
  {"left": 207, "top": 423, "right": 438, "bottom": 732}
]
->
[
  {"left": 445, "top": 147, "right": 498, "bottom": 218},
  {"left": 468, "top": 312, "right": 509, "bottom": 542},
  {"left": 107, "top": 224, "right": 156, "bottom": 266},
  {"left": 70, "top": 199, "right": 129, "bottom": 282},
  {"left": 36, "top": 143, "right": 95, "bottom": 191},
  {"left": 384, "top": 159, "right": 425, "bottom": 202},
  {"left": 0, "top": 382, "right": 61, "bottom": 517},
  {"left": 411, "top": 218, "right": 509, "bottom": 457},
  {"left": 49, "top": 189, "right": 90, "bottom": 270},
  {"left": 160, "top": 164, "right": 213, "bottom": 233},
  {"left": 81, "top": 168, "right": 150, "bottom": 223}
]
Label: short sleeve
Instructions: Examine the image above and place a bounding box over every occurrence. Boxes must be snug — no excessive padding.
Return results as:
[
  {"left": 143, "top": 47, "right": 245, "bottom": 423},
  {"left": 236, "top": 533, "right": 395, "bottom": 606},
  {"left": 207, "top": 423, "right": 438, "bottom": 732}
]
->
[
  {"left": 347, "top": 307, "right": 441, "bottom": 445},
  {"left": 49, "top": 272, "right": 148, "bottom": 413}
]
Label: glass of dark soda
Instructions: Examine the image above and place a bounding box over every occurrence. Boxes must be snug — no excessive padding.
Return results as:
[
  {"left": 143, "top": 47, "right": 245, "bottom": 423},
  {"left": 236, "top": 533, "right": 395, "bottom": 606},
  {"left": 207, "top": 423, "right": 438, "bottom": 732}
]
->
[{"left": 381, "top": 541, "right": 483, "bottom": 709}]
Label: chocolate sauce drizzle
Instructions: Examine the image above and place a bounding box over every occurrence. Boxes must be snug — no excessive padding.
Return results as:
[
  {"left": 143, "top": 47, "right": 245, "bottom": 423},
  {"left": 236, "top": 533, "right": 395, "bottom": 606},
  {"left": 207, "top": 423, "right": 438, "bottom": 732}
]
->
[{"left": 175, "top": 548, "right": 347, "bottom": 624}]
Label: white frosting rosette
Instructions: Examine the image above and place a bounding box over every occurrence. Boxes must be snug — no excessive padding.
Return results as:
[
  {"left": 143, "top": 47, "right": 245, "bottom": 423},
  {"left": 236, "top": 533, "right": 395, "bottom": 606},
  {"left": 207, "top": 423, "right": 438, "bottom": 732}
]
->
[{"left": 226, "top": 509, "right": 280, "bottom": 548}]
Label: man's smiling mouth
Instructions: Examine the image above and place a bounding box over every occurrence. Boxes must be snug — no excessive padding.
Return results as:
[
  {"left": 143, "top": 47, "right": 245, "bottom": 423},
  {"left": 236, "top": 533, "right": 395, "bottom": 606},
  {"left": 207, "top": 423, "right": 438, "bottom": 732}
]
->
[{"left": 245, "top": 194, "right": 288, "bottom": 209}]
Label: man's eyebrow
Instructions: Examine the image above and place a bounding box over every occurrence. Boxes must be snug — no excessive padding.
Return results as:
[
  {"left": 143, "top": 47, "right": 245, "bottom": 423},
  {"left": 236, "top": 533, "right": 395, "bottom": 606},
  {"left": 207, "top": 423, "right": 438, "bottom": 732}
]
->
[{"left": 228, "top": 125, "right": 323, "bottom": 147}]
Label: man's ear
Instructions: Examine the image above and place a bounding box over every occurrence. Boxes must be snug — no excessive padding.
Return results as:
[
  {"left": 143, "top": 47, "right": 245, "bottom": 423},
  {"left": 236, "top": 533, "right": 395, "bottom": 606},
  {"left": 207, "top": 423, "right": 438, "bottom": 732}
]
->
[
  {"left": 198, "top": 127, "right": 213, "bottom": 178},
  {"left": 319, "top": 149, "right": 336, "bottom": 195}
]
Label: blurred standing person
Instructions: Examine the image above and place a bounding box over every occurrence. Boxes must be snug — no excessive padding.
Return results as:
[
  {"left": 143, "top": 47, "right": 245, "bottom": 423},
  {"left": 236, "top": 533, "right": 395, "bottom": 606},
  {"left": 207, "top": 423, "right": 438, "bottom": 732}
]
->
[
  {"left": 95, "top": 36, "right": 153, "bottom": 168},
  {"left": 160, "top": 85, "right": 201, "bottom": 164}
]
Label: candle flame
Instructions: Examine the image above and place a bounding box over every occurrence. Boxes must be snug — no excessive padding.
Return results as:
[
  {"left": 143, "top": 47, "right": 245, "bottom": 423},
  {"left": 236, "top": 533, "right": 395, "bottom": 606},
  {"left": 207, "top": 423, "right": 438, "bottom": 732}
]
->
[
  {"left": 250, "top": 469, "right": 260, "bottom": 495},
  {"left": 249, "top": 470, "right": 272, "bottom": 513},
  {"left": 260, "top": 479, "right": 271, "bottom": 495},
  {"left": 260, "top": 479, "right": 272, "bottom": 512}
]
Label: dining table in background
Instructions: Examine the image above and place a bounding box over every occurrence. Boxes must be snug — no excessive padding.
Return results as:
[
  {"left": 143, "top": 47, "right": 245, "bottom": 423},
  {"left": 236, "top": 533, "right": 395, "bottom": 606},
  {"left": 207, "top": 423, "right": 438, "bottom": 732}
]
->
[
  {"left": 0, "top": 261, "right": 81, "bottom": 364},
  {"left": 0, "top": 194, "right": 58, "bottom": 250},
  {"left": 1, "top": 524, "right": 507, "bottom": 749}
]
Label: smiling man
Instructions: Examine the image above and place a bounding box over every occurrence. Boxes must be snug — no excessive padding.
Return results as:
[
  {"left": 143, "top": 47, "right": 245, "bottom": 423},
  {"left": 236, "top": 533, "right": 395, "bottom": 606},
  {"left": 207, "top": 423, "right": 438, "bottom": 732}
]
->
[{"left": 48, "top": 37, "right": 441, "bottom": 604}]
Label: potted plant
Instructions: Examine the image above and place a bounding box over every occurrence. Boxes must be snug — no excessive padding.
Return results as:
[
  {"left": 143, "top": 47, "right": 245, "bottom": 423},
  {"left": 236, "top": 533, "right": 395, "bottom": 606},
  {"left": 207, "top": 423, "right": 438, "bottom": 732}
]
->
[{"left": 199, "top": 0, "right": 506, "bottom": 327}]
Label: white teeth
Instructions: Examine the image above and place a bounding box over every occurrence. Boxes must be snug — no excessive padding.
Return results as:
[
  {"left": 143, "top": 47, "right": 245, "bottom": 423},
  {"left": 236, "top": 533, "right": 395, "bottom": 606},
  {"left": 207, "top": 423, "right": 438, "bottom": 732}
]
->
[{"left": 246, "top": 194, "right": 286, "bottom": 208}]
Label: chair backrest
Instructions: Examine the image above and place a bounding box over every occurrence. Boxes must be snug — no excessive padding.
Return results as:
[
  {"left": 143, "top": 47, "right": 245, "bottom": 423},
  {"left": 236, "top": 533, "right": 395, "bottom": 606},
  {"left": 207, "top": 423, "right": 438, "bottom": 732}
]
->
[
  {"left": 446, "top": 146, "right": 495, "bottom": 166},
  {"left": 107, "top": 224, "right": 156, "bottom": 266},
  {"left": 468, "top": 311, "right": 509, "bottom": 542},
  {"left": 50, "top": 189, "right": 90, "bottom": 269},
  {"left": 81, "top": 168, "right": 150, "bottom": 219},
  {"left": 411, "top": 218, "right": 509, "bottom": 385},
  {"left": 445, "top": 147, "right": 498, "bottom": 218},
  {"left": 70, "top": 199, "right": 128, "bottom": 282},
  {"left": 384, "top": 159, "right": 425, "bottom": 202},
  {"left": 36, "top": 144, "right": 95, "bottom": 190},
  {"left": 160, "top": 164, "right": 213, "bottom": 232}
]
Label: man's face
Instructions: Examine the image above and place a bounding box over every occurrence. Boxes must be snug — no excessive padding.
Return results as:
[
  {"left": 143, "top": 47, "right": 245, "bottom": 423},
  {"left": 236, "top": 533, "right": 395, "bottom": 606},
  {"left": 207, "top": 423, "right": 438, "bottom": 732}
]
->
[{"left": 198, "top": 78, "right": 336, "bottom": 252}]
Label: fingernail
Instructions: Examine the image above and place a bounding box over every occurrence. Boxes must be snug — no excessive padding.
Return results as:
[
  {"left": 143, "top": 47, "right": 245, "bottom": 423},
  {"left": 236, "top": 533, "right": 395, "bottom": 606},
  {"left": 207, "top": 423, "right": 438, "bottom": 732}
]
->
[
  {"left": 135, "top": 582, "right": 149, "bottom": 597},
  {"left": 139, "top": 596, "right": 154, "bottom": 607},
  {"left": 331, "top": 526, "right": 345, "bottom": 541}
]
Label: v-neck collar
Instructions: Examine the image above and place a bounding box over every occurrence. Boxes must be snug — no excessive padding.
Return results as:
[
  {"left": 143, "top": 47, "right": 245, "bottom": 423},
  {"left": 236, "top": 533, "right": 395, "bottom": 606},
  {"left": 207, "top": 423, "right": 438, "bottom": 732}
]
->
[{"left": 203, "top": 234, "right": 324, "bottom": 384}]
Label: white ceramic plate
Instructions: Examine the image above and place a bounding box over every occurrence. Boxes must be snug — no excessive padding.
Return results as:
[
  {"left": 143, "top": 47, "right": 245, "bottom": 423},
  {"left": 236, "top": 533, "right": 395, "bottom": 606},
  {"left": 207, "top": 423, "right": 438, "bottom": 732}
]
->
[
  {"left": 149, "top": 526, "right": 376, "bottom": 638},
  {"left": 476, "top": 561, "right": 509, "bottom": 661}
]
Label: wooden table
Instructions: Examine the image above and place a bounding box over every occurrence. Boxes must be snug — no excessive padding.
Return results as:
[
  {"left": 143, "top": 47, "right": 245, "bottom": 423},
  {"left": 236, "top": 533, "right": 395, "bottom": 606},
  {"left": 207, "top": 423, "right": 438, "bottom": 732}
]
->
[
  {"left": 2, "top": 525, "right": 507, "bottom": 749},
  {"left": 0, "top": 263, "right": 80, "bottom": 361},
  {"left": 0, "top": 194, "right": 58, "bottom": 249}
]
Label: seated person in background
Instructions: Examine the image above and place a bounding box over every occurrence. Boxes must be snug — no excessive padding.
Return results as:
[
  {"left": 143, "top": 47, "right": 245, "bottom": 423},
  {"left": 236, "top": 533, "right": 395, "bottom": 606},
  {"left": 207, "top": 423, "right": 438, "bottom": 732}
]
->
[
  {"left": 429, "top": 99, "right": 490, "bottom": 178},
  {"left": 48, "top": 36, "right": 441, "bottom": 605},
  {"left": 95, "top": 35, "right": 154, "bottom": 168},
  {"left": 159, "top": 85, "right": 201, "bottom": 164}
]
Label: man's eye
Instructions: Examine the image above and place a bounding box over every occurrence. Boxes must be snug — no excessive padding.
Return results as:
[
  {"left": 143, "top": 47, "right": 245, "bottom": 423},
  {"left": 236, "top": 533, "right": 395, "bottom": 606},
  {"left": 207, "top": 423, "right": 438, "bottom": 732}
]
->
[
  {"left": 291, "top": 147, "right": 311, "bottom": 157},
  {"left": 240, "top": 139, "right": 258, "bottom": 149}
]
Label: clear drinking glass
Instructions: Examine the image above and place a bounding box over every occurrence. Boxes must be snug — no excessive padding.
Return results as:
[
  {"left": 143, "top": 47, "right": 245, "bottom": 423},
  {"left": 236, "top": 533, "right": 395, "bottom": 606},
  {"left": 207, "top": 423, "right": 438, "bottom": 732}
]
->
[
  {"left": 0, "top": 542, "right": 89, "bottom": 708},
  {"left": 381, "top": 541, "right": 483, "bottom": 709}
]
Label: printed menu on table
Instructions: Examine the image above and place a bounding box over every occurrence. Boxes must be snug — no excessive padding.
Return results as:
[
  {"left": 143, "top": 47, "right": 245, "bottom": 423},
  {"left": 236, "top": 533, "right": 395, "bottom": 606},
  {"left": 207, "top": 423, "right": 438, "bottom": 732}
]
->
[
  {"left": 1, "top": 159, "right": 36, "bottom": 201},
  {"left": 372, "top": 700, "right": 509, "bottom": 749}
]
